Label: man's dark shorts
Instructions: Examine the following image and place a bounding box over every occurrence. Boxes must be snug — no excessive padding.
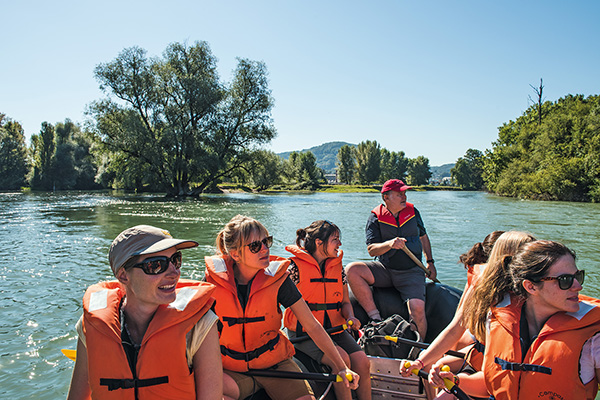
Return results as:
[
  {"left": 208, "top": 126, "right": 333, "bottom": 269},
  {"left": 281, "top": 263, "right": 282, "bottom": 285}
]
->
[{"left": 365, "top": 261, "right": 426, "bottom": 302}]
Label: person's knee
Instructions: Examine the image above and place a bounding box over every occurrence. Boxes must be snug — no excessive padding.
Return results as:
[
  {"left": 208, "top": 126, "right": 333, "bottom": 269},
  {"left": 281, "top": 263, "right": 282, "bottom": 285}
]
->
[
  {"left": 408, "top": 299, "right": 426, "bottom": 320},
  {"left": 350, "top": 351, "right": 370, "bottom": 371},
  {"left": 345, "top": 262, "right": 372, "bottom": 284},
  {"left": 223, "top": 373, "right": 240, "bottom": 400}
]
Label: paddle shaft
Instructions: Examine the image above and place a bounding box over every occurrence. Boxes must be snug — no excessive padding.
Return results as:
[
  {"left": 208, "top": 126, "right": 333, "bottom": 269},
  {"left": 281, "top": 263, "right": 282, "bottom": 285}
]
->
[
  {"left": 289, "top": 323, "right": 347, "bottom": 344},
  {"left": 382, "top": 335, "right": 465, "bottom": 359},
  {"left": 242, "top": 369, "right": 350, "bottom": 383},
  {"left": 401, "top": 246, "right": 439, "bottom": 283}
]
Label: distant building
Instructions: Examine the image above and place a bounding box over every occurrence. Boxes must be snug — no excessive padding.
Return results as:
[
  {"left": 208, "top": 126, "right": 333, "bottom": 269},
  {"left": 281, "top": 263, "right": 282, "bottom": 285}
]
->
[{"left": 324, "top": 173, "right": 338, "bottom": 184}]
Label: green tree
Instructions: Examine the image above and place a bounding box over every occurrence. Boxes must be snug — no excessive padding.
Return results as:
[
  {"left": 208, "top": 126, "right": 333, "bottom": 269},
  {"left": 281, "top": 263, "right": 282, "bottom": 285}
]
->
[
  {"left": 283, "top": 151, "right": 323, "bottom": 189},
  {"left": 380, "top": 149, "right": 408, "bottom": 182},
  {"left": 89, "top": 41, "right": 275, "bottom": 196},
  {"left": 30, "top": 122, "right": 56, "bottom": 190},
  {"left": 407, "top": 156, "right": 431, "bottom": 185},
  {"left": 336, "top": 144, "right": 355, "bottom": 184},
  {"left": 451, "top": 149, "right": 484, "bottom": 190},
  {"left": 0, "top": 115, "right": 29, "bottom": 190},
  {"left": 484, "top": 94, "right": 600, "bottom": 201},
  {"left": 354, "top": 140, "right": 381, "bottom": 184},
  {"left": 249, "top": 150, "right": 282, "bottom": 190}
]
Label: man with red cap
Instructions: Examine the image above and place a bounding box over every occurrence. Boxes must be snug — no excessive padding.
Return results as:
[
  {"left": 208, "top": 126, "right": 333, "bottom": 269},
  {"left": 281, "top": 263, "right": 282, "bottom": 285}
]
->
[{"left": 345, "top": 179, "right": 436, "bottom": 339}]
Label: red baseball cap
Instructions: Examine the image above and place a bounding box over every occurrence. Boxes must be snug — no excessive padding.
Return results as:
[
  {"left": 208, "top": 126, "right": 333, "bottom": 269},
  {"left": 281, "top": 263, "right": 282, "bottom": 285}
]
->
[{"left": 381, "top": 179, "right": 412, "bottom": 193}]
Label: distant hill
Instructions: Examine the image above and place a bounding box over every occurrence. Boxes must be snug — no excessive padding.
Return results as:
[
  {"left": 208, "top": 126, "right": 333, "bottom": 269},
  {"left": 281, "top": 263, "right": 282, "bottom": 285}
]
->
[
  {"left": 278, "top": 141, "right": 356, "bottom": 173},
  {"left": 278, "top": 141, "right": 455, "bottom": 175},
  {"left": 430, "top": 163, "right": 454, "bottom": 180}
]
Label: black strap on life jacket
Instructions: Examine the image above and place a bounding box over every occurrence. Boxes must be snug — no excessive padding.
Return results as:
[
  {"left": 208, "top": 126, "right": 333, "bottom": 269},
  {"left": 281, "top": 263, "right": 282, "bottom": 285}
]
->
[
  {"left": 100, "top": 376, "right": 169, "bottom": 391},
  {"left": 221, "top": 335, "right": 280, "bottom": 362},
  {"left": 310, "top": 277, "right": 338, "bottom": 283},
  {"left": 473, "top": 340, "right": 485, "bottom": 353},
  {"left": 494, "top": 357, "right": 552, "bottom": 374},
  {"left": 307, "top": 301, "right": 342, "bottom": 311},
  {"left": 222, "top": 316, "right": 265, "bottom": 327}
]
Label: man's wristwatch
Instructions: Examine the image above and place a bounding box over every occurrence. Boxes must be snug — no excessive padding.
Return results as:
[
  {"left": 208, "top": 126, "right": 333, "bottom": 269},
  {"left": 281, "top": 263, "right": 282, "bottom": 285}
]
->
[{"left": 426, "top": 259, "right": 434, "bottom": 264}]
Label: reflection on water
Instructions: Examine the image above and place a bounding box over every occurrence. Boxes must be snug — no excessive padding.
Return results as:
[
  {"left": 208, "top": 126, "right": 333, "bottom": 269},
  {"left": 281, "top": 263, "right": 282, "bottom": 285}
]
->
[{"left": 1, "top": 190, "right": 599, "bottom": 398}]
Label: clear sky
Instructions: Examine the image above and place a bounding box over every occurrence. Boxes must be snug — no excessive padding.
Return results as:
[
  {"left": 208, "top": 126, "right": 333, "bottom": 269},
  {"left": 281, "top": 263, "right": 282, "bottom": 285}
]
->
[{"left": 2, "top": 1, "right": 599, "bottom": 166}]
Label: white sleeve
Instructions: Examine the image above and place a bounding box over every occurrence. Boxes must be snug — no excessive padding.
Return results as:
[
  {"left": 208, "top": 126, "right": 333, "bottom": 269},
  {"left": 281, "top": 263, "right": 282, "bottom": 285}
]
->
[
  {"left": 185, "top": 310, "right": 220, "bottom": 368},
  {"left": 579, "top": 332, "right": 600, "bottom": 384},
  {"left": 75, "top": 315, "right": 86, "bottom": 348}
]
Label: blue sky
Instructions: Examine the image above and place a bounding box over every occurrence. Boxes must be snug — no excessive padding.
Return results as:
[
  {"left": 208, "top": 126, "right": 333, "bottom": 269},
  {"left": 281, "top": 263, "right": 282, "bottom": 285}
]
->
[{"left": 2, "top": 1, "right": 599, "bottom": 166}]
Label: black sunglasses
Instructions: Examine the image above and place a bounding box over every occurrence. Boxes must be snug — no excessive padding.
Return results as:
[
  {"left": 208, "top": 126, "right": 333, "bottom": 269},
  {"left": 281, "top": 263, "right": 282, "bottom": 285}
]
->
[
  {"left": 246, "top": 236, "right": 273, "bottom": 254},
  {"left": 131, "top": 251, "right": 182, "bottom": 275},
  {"left": 536, "top": 270, "right": 585, "bottom": 290}
]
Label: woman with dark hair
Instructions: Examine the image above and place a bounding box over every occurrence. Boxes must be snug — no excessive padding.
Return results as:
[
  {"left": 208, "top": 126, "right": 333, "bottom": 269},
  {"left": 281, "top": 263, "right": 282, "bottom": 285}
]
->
[
  {"left": 283, "top": 220, "right": 371, "bottom": 400},
  {"left": 436, "top": 240, "right": 600, "bottom": 399},
  {"left": 459, "top": 230, "right": 504, "bottom": 287},
  {"left": 204, "top": 215, "right": 358, "bottom": 400}
]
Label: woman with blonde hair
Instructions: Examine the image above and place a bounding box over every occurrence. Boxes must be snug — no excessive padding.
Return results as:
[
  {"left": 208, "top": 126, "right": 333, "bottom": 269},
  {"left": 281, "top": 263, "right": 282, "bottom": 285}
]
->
[
  {"left": 401, "top": 231, "right": 535, "bottom": 398},
  {"left": 436, "top": 240, "right": 600, "bottom": 399},
  {"left": 204, "top": 215, "right": 359, "bottom": 400}
]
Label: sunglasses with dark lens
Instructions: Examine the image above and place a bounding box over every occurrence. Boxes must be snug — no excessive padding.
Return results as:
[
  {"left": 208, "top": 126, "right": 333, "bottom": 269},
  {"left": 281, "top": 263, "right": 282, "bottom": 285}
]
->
[
  {"left": 246, "top": 236, "right": 273, "bottom": 254},
  {"left": 132, "top": 251, "right": 182, "bottom": 275},
  {"left": 537, "top": 270, "right": 585, "bottom": 290}
]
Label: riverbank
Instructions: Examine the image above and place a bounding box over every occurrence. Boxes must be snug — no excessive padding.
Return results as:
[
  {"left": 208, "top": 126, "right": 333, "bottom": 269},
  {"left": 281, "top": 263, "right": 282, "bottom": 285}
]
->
[{"left": 219, "top": 183, "right": 463, "bottom": 194}]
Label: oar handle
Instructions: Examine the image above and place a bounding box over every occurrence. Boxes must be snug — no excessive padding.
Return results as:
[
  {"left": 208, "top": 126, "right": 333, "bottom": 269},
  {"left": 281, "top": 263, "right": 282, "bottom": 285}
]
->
[
  {"left": 62, "top": 349, "right": 77, "bottom": 361},
  {"left": 335, "top": 373, "right": 354, "bottom": 383},
  {"left": 400, "top": 246, "right": 439, "bottom": 282}
]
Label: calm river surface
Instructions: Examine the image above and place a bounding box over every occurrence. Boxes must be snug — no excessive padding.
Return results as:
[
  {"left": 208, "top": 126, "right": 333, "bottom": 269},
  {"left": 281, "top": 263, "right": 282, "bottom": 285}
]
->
[{"left": 2, "top": 190, "right": 600, "bottom": 398}]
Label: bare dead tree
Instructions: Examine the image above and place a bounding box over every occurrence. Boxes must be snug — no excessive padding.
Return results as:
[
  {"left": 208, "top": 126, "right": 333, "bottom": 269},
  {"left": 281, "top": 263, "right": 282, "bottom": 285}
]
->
[{"left": 529, "top": 78, "right": 545, "bottom": 125}]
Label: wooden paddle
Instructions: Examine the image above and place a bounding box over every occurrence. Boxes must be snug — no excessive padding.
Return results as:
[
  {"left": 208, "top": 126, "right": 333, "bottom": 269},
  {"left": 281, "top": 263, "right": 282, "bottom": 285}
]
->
[{"left": 401, "top": 246, "right": 440, "bottom": 283}]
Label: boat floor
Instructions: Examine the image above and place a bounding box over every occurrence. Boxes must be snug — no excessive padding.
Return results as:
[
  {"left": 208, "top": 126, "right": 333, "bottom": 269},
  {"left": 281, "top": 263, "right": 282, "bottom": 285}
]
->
[{"left": 369, "top": 356, "right": 427, "bottom": 399}]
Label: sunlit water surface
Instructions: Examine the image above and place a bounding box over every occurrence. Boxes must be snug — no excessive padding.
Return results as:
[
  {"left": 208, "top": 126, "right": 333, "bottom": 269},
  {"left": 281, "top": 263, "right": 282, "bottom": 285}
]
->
[{"left": 1, "top": 190, "right": 599, "bottom": 398}]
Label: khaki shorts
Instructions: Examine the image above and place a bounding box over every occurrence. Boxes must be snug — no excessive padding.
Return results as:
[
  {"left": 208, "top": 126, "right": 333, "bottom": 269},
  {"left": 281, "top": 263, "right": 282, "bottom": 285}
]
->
[{"left": 225, "top": 358, "right": 314, "bottom": 400}]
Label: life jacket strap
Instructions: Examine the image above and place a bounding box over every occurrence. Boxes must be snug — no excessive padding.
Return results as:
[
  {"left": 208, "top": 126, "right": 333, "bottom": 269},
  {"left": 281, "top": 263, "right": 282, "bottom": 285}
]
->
[
  {"left": 308, "top": 301, "right": 342, "bottom": 311},
  {"left": 222, "top": 316, "right": 265, "bottom": 327},
  {"left": 473, "top": 340, "right": 485, "bottom": 353},
  {"left": 494, "top": 357, "right": 552, "bottom": 374},
  {"left": 221, "top": 335, "right": 280, "bottom": 362},
  {"left": 310, "top": 278, "right": 338, "bottom": 283},
  {"left": 99, "top": 376, "right": 169, "bottom": 391}
]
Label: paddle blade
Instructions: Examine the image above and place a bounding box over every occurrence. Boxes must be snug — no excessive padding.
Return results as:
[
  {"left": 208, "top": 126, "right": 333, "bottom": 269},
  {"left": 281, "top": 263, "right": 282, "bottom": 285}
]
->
[{"left": 62, "top": 348, "right": 77, "bottom": 361}]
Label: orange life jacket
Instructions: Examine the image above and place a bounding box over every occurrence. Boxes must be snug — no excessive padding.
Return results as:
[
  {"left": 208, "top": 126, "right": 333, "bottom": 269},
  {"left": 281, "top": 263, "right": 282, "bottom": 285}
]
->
[
  {"left": 283, "top": 245, "right": 347, "bottom": 333},
  {"left": 83, "top": 279, "right": 216, "bottom": 400},
  {"left": 204, "top": 255, "right": 295, "bottom": 372},
  {"left": 484, "top": 294, "right": 600, "bottom": 400}
]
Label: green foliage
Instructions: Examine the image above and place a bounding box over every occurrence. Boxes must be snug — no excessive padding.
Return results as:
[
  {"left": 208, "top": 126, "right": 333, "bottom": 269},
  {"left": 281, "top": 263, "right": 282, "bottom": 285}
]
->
[
  {"left": 30, "top": 120, "right": 99, "bottom": 190},
  {"left": 451, "top": 148, "right": 484, "bottom": 190},
  {"left": 484, "top": 94, "right": 600, "bottom": 201},
  {"left": 407, "top": 156, "right": 432, "bottom": 186},
  {"left": 249, "top": 150, "right": 283, "bottom": 190},
  {"left": 282, "top": 151, "right": 324, "bottom": 189},
  {"left": 0, "top": 114, "right": 29, "bottom": 190},
  {"left": 336, "top": 144, "right": 356, "bottom": 184},
  {"left": 354, "top": 140, "right": 381, "bottom": 184},
  {"left": 380, "top": 148, "right": 408, "bottom": 182},
  {"left": 89, "top": 41, "right": 275, "bottom": 196}
]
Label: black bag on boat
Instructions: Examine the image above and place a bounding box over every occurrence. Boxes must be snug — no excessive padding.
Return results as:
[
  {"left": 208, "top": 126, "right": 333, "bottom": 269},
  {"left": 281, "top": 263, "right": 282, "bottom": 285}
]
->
[{"left": 359, "top": 314, "right": 420, "bottom": 359}]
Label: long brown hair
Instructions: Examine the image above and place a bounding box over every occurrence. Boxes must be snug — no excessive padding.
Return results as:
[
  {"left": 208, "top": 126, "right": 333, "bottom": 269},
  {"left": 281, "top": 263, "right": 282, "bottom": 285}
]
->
[
  {"left": 459, "top": 230, "right": 505, "bottom": 267},
  {"left": 463, "top": 231, "right": 536, "bottom": 342},
  {"left": 215, "top": 215, "right": 269, "bottom": 256}
]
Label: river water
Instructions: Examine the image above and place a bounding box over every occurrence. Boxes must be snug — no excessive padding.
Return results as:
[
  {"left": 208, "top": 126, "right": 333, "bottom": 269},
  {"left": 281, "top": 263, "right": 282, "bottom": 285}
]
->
[{"left": 1, "top": 190, "right": 599, "bottom": 398}]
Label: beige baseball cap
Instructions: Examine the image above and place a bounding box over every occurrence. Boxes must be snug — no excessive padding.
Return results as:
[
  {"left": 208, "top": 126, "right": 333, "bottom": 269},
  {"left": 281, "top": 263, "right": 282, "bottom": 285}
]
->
[{"left": 108, "top": 225, "right": 198, "bottom": 275}]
